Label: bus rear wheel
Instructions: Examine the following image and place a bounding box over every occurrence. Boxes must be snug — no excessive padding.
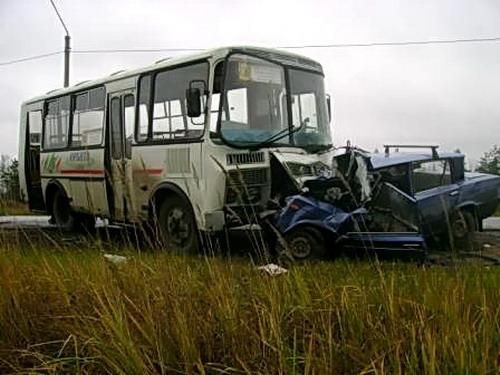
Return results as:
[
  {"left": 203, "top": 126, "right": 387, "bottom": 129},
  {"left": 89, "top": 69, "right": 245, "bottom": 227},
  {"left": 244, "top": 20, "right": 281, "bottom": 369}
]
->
[
  {"left": 158, "top": 196, "right": 199, "bottom": 254},
  {"left": 52, "top": 189, "right": 75, "bottom": 231}
]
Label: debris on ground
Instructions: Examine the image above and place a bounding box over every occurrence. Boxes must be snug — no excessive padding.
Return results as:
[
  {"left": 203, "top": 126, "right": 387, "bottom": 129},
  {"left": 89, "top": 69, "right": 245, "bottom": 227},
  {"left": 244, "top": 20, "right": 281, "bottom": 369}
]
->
[
  {"left": 257, "top": 263, "right": 288, "bottom": 276},
  {"left": 104, "top": 254, "right": 128, "bottom": 266}
]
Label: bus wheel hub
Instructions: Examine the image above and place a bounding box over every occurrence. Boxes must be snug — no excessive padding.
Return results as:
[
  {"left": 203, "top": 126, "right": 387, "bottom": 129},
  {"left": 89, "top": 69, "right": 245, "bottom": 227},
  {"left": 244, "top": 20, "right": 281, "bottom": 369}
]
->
[{"left": 167, "top": 208, "right": 190, "bottom": 244}]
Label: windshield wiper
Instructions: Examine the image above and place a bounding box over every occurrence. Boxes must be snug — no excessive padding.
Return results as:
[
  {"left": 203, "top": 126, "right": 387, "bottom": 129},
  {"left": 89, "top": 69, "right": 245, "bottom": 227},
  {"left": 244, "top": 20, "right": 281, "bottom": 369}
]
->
[
  {"left": 248, "top": 118, "right": 308, "bottom": 150},
  {"left": 306, "top": 143, "right": 334, "bottom": 154}
]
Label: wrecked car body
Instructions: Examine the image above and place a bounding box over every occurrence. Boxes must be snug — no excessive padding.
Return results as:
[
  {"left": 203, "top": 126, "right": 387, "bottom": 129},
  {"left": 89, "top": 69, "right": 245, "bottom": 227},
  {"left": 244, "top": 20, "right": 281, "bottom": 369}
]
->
[
  {"left": 369, "top": 146, "right": 500, "bottom": 247},
  {"left": 273, "top": 193, "right": 426, "bottom": 260},
  {"left": 267, "top": 145, "right": 500, "bottom": 260}
]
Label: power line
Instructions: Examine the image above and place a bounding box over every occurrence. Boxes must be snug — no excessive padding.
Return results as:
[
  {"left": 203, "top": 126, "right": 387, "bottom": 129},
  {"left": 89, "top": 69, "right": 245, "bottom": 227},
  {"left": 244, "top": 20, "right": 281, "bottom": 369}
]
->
[
  {"left": 74, "top": 48, "right": 204, "bottom": 54},
  {"left": 3, "top": 36, "right": 500, "bottom": 67},
  {"left": 0, "top": 51, "right": 63, "bottom": 66},
  {"left": 72, "top": 36, "right": 500, "bottom": 54},
  {"left": 279, "top": 36, "right": 500, "bottom": 49}
]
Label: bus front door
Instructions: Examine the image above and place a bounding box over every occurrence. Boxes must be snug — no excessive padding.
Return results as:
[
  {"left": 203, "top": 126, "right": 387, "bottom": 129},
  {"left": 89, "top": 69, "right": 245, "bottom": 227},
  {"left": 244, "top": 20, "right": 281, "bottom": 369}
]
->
[{"left": 107, "top": 92, "right": 136, "bottom": 221}]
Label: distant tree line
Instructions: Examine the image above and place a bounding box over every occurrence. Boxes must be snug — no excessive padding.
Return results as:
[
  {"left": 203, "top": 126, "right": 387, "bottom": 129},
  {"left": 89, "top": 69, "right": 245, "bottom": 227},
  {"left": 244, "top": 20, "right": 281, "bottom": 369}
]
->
[
  {"left": 0, "top": 155, "right": 20, "bottom": 201},
  {"left": 476, "top": 145, "right": 500, "bottom": 175}
]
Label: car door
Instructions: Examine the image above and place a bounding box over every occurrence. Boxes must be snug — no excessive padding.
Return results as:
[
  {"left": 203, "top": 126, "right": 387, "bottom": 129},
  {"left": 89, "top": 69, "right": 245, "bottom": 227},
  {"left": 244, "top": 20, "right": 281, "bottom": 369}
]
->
[
  {"left": 412, "top": 159, "right": 459, "bottom": 238},
  {"left": 107, "top": 91, "right": 137, "bottom": 221}
]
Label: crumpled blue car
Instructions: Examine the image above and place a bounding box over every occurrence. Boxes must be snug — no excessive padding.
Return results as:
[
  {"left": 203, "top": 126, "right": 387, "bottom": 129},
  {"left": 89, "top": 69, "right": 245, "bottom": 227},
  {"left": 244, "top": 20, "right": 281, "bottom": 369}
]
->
[
  {"left": 272, "top": 145, "right": 500, "bottom": 261},
  {"left": 274, "top": 192, "right": 426, "bottom": 260}
]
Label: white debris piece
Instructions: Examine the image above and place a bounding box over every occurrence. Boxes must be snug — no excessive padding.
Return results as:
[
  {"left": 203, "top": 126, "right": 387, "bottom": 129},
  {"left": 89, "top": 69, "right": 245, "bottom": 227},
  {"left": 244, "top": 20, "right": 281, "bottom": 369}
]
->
[
  {"left": 355, "top": 155, "right": 372, "bottom": 202},
  {"left": 104, "top": 254, "right": 128, "bottom": 266},
  {"left": 257, "top": 263, "right": 288, "bottom": 276},
  {"left": 483, "top": 243, "right": 492, "bottom": 248}
]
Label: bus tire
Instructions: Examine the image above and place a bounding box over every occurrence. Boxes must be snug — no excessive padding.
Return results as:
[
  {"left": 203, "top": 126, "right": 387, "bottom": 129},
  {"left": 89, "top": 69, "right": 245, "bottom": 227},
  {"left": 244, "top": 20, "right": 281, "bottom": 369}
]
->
[
  {"left": 52, "top": 189, "right": 75, "bottom": 231},
  {"left": 157, "top": 195, "right": 199, "bottom": 254},
  {"left": 75, "top": 213, "right": 96, "bottom": 234}
]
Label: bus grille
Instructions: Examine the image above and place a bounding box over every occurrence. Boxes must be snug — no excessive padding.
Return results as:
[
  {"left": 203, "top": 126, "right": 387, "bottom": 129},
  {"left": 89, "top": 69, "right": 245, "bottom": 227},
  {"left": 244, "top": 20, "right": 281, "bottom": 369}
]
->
[
  {"left": 226, "top": 152, "right": 265, "bottom": 165},
  {"left": 227, "top": 168, "right": 268, "bottom": 186},
  {"left": 165, "top": 148, "right": 190, "bottom": 174}
]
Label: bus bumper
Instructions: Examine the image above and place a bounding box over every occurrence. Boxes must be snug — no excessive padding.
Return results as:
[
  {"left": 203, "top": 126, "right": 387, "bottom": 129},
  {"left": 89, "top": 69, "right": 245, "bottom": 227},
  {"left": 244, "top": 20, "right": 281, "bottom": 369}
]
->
[{"left": 204, "top": 210, "right": 225, "bottom": 231}]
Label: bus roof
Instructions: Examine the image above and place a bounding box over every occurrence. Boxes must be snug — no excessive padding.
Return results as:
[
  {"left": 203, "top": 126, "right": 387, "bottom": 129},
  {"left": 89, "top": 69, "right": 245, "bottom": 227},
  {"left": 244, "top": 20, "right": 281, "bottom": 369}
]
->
[{"left": 23, "top": 46, "right": 324, "bottom": 105}]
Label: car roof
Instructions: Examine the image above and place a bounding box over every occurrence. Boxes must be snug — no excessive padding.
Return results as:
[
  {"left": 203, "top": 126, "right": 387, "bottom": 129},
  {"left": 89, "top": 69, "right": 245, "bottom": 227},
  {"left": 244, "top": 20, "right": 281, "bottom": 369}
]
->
[{"left": 369, "top": 151, "right": 464, "bottom": 170}]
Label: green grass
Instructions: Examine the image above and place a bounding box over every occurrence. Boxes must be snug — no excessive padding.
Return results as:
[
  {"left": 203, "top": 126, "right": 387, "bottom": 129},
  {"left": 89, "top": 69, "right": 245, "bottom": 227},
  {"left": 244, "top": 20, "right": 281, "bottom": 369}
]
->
[
  {"left": 0, "top": 200, "right": 31, "bottom": 216},
  {"left": 0, "top": 242, "right": 498, "bottom": 374}
]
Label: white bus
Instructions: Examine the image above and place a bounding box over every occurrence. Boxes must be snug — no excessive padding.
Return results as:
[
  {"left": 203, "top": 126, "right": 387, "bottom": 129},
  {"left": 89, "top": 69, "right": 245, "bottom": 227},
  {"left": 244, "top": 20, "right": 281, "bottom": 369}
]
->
[{"left": 18, "top": 46, "right": 333, "bottom": 252}]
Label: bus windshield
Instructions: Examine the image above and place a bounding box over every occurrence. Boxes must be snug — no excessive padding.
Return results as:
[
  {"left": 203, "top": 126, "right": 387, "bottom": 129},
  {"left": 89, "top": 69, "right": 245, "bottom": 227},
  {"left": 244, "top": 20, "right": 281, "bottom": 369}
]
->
[{"left": 216, "top": 54, "right": 332, "bottom": 151}]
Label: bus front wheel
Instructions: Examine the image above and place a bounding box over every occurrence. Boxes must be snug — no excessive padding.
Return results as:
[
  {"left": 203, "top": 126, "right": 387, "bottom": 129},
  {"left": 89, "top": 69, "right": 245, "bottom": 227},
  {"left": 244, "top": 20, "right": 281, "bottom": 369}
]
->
[{"left": 158, "top": 196, "right": 199, "bottom": 254}]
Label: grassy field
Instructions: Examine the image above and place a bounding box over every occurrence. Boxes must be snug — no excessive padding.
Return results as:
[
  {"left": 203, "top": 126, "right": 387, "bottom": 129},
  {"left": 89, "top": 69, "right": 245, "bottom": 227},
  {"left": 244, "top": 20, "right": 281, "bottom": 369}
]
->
[
  {"left": 0, "top": 200, "right": 30, "bottom": 216},
  {"left": 0, "top": 237, "right": 498, "bottom": 374}
]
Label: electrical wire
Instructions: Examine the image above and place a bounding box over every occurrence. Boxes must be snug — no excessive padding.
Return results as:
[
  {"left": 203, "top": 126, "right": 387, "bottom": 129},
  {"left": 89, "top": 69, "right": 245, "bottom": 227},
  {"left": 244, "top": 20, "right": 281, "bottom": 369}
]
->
[
  {"left": 2, "top": 36, "right": 500, "bottom": 67},
  {"left": 73, "top": 48, "right": 204, "bottom": 54},
  {"left": 0, "top": 51, "right": 63, "bottom": 66},
  {"left": 73, "top": 36, "right": 500, "bottom": 54},
  {"left": 278, "top": 36, "right": 500, "bottom": 49}
]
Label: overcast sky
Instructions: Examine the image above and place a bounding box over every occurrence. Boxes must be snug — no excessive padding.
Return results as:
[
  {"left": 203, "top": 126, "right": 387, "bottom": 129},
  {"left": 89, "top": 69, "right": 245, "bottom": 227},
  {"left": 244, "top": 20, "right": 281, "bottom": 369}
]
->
[{"left": 1, "top": 0, "right": 499, "bottom": 166}]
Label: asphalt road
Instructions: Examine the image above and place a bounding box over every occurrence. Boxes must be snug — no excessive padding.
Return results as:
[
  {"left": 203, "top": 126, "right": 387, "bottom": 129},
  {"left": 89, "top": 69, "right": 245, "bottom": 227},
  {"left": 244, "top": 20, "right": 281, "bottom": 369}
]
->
[
  {"left": 483, "top": 217, "right": 500, "bottom": 231},
  {"left": 1, "top": 215, "right": 500, "bottom": 231},
  {"left": 1, "top": 215, "right": 499, "bottom": 264},
  {"left": 0, "top": 216, "right": 111, "bottom": 230}
]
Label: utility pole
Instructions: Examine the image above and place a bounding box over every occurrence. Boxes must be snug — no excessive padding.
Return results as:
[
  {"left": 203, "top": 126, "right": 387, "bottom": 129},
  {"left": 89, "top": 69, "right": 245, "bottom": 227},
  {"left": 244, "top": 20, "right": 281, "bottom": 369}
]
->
[
  {"left": 49, "top": 0, "right": 71, "bottom": 87},
  {"left": 64, "top": 34, "right": 70, "bottom": 87}
]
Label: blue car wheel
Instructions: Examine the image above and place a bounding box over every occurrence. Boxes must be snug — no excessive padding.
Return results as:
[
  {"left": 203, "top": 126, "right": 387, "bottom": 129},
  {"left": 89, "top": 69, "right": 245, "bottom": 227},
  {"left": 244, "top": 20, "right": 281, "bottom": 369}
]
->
[
  {"left": 279, "top": 227, "right": 326, "bottom": 260},
  {"left": 450, "top": 210, "right": 476, "bottom": 250}
]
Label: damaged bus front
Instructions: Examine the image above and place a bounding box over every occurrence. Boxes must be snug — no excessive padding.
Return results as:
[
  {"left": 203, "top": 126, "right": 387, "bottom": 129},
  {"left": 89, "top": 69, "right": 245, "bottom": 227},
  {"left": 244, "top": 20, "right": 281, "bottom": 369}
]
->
[{"left": 208, "top": 48, "right": 335, "bottom": 228}]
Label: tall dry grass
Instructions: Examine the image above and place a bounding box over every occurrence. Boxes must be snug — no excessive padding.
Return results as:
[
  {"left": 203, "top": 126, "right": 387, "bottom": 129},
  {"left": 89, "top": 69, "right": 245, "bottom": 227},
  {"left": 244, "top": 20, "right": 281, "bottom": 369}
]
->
[
  {"left": 0, "top": 240, "right": 498, "bottom": 374},
  {"left": 0, "top": 200, "right": 30, "bottom": 216}
]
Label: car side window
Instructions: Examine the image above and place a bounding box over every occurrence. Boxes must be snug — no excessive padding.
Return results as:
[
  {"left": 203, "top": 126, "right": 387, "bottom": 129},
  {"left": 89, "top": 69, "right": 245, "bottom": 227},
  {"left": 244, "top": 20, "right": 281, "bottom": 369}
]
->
[
  {"left": 378, "top": 164, "right": 411, "bottom": 195},
  {"left": 412, "top": 160, "right": 452, "bottom": 193}
]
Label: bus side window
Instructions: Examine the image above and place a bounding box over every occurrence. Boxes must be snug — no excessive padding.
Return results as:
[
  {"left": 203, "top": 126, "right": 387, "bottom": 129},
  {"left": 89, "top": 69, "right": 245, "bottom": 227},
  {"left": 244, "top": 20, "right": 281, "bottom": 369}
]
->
[
  {"left": 152, "top": 62, "right": 208, "bottom": 141},
  {"left": 28, "top": 111, "right": 42, "bottom": 145},
  {"left": 137, "top": 75, "right": 151, "bottom": 142},
  {"left": 209, "top": 93, "right": 222, "bottom": 133},
  {"left": 44, "top": 96, "right": 70, "bottom": 149},
  {"left": 70, "top": 87, "right": 105, "bottom": 147},
  {"left": 124, "top": 95, "right": 135, "bottom": 159}
]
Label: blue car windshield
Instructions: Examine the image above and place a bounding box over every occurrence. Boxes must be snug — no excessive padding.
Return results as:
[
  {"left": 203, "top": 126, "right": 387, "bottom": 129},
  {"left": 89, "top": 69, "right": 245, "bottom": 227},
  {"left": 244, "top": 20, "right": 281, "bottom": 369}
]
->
[{"left": 216, "top": 54, "right": 332, "bottom": 150}]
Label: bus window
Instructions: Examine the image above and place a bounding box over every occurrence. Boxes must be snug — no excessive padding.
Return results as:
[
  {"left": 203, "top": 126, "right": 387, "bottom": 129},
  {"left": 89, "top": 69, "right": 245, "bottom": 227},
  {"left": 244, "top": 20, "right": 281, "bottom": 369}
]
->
[
  {"left": 44, "top": 96, "right": 70, "bottom": 149},
  {"left": 227, "top": 88, "right": 248, "bottom": 125},
  {"left": 28, "top": 111, "right": 42, "bottom": 145},
  {"left": 71, "top": 87, "right": 105, "bottom": 147},
  {"left": 209, "top": 93, "right": 221, "bottom": 133},
  {"left": 110, "top": 97, "right": 123, "bottom": 160},
  {"left": 137, "top": 75, "right": 151, "bottom": 142},
  {"left": 152, "top": 62, "right": 208, "bottom": 141},
  {"left": 124, "top": 95, "right": 135, "bottom": 158},
  {"left": 292, "top": 93, "right": 318, "bottom": 129}
]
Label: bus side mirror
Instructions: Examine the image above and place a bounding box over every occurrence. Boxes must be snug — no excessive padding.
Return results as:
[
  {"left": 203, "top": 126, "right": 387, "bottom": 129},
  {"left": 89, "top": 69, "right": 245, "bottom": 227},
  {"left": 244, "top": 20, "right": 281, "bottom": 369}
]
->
[
  {"left": 186, "top": 87, "right": 202, "bottom": 117},
  {"left": 326, "top": 94, "right": 332, "bottom": 123}
]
